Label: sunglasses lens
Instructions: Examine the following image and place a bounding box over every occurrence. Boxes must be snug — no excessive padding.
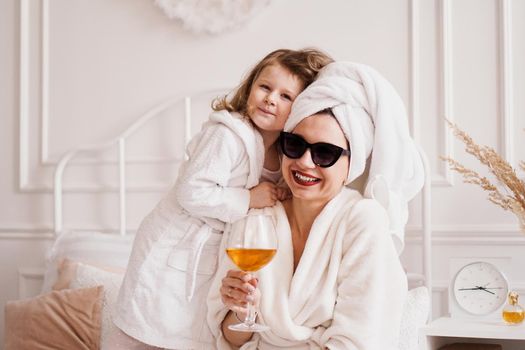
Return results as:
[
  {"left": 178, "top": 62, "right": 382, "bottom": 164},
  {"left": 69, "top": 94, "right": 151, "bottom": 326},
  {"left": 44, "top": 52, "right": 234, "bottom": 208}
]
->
[
  {"left": 280, "top": 132, "right": 348, "bottom": 168},
  {"left": 311, "top": 144, "right": 342, "bottom": 167},
  {"left": 281, "top": 133, "right": 306, "bottom": 159}
]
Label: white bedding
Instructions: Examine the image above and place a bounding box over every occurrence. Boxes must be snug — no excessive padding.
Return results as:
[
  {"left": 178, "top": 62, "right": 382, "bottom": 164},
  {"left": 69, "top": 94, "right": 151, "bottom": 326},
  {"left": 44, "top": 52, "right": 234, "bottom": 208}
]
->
[
  {"left": 40, "top": 230, "right": 133, "bottom": 293},
  {"left": 41, "top": 230, "right": 429, "bottom": 350}
]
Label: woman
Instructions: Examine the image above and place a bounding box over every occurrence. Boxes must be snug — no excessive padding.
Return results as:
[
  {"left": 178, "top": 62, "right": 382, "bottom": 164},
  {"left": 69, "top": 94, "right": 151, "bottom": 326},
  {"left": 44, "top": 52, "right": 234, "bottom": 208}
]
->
[{"left": 207, "top": 61, "right": 424, "bottom": 349}]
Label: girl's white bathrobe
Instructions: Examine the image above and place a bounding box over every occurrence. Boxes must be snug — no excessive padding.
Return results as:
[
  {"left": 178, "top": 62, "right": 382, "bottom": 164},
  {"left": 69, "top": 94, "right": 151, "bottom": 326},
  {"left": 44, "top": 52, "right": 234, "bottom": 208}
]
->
[
  {"left": 207, "top": 188, "right": 407, "bottom": 350},
  {"left": 114, "top": 110, "right": 264, "bottom": 349}
]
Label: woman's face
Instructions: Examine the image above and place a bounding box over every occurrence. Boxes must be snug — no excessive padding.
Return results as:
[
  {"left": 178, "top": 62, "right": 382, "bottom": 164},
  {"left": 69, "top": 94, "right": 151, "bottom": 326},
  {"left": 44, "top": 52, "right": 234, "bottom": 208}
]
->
[{"left": 281, "top": 113, "right": 350, "bottom": 205}]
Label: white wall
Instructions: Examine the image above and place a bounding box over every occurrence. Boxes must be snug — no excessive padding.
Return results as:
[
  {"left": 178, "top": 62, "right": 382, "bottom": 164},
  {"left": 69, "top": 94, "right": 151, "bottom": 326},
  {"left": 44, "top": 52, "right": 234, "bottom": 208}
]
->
[{"left": 1, "top": 0, "right": 525, "bottom": 345}]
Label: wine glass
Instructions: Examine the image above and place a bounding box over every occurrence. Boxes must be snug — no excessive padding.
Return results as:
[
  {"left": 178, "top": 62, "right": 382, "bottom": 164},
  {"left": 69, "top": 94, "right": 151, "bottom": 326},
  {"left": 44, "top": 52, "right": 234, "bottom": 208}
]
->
[{"left": 225, "top": 211, "right": 278, "bottom": 332}]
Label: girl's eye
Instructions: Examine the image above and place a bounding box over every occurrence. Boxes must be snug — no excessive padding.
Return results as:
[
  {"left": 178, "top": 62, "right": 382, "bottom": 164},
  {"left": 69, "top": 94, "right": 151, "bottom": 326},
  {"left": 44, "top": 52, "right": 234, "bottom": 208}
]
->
[
  {"left": 281, "top": 94, "right": 292, "bottom": 101},
  {"left": 260, "top": 84, "right": 270, "bottom": 91}
]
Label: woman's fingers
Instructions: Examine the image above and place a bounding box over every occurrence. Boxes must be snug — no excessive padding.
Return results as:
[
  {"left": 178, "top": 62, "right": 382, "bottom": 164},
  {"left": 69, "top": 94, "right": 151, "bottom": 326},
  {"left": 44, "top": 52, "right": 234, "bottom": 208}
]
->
[
  {"left": 221, "top": 282, "right": 255, "bottom": 301},
  {"left": 226, "top": 270, "right": 257, "bottom": 284},
  {"left": 221, "top": 270, "right": 257, "bottom": 308},
  {"left": 224, "top": 271, "right": 255, "bottom": 289},
  {"left": 220, "top": 285, "right": 246, "bottom": 304}
]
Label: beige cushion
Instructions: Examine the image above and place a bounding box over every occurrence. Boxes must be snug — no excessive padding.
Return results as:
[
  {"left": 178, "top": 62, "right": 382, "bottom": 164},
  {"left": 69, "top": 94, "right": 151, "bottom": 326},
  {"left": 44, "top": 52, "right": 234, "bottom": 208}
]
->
[
  {"left": 4, "top": 286, "right": 103, "bottom": 350},
  {"left": 52, "top": 259, "right": 125, "bottom": 349}
]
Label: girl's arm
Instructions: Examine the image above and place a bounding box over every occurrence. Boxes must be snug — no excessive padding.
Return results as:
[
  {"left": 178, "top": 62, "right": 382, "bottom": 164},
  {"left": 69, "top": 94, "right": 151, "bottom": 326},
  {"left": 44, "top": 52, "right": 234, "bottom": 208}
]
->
[{"left": 174, "top": 125, "right": 253, "bottom": 223}]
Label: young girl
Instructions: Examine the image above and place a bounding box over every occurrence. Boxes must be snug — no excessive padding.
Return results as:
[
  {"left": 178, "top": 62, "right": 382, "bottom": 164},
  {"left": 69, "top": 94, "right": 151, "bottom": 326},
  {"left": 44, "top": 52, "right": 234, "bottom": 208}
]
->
[{"left": 111, "top": 48, "right": 333, "bottom": 349}]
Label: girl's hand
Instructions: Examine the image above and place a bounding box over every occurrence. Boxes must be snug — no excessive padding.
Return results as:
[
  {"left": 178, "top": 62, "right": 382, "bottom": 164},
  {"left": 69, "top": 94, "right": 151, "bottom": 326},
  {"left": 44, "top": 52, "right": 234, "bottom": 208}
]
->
[
  {"left": 275, "top": 186, "right": 292, "bottom": 201},
  {"left": 220, "top": 270, "right": 260, "bottom": 320},
  {"left": 249, "top": 182, "right": 278, "bottom": 208}
]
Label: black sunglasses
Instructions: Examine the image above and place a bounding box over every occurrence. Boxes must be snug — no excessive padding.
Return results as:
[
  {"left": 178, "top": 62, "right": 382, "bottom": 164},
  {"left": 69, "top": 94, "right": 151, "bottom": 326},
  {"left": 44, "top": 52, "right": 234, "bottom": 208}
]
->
[{"left": 279, "top": 132, "right": 351, "bottom": 168}]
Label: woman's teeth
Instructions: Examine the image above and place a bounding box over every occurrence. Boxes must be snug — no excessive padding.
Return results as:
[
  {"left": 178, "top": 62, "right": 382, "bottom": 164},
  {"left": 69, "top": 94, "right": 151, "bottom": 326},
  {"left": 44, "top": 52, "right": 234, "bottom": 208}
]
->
[{"left": 293, "top": 171, "right": 319, "bottom": 183}]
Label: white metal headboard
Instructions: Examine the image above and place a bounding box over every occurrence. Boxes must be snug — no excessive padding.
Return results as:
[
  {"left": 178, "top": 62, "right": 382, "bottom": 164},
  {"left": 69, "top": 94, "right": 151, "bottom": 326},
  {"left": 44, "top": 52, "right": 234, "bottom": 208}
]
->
[
  {"left": 412, "top": 145, "right": 432, "bottom": 320},
  {"left": 53, "top": 88, "right": 228, "bottom": 237},
  {"left": 52, "top": 92, "right": 432, "bottom": 318}
]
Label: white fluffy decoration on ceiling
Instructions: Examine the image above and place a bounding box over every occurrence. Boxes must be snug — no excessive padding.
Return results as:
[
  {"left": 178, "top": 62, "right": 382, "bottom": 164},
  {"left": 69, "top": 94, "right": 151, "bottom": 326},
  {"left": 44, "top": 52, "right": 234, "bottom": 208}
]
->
[{"left": 154, "top": 0, "right": 271, "bottom": 35}]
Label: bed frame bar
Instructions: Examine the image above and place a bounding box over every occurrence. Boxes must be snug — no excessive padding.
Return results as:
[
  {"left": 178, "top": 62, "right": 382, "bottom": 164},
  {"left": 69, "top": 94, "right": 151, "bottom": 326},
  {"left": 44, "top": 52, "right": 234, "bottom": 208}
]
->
[{"left": 53, "top": 89, "right": 226, "bottom": 236}]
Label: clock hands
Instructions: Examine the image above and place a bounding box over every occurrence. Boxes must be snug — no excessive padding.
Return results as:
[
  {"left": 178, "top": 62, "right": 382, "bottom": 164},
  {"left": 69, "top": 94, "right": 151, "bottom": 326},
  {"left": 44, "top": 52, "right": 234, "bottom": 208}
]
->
[
  {"left": 457, "top": 287, "right": 494, "bottom": 294},
  {"left": 475, "top": 286, "right": 495, "bottom": 295},
  {"left": 457, "top": 286, "right": 503, "bottom": 295}
]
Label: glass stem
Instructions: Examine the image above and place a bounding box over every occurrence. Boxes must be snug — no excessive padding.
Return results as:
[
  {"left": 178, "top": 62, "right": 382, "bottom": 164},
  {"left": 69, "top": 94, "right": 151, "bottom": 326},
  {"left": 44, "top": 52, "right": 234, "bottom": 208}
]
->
[{"left": 244, "top": 299, "right": 257, "bottom": 326}]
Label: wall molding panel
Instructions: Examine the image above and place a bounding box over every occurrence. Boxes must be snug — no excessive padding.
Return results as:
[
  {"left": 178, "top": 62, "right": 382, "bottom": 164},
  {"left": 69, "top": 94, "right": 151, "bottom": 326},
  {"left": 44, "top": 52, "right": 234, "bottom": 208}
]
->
[
  {"left": 18, "top": 268, "right": 45, "bottom": 299},
  {"left": 2, "top": 225, "right": 523, "bottom": 244},
  {"left": 18, "top": 0, "right": 30, "bottom": 190},
  {"left": 499, "top": 0, "right": 514, "bottom": 165},
  {"left": 434, "top": 0, "right": 455, "bottom": 187},
  {"left": 40, "top": 0, "right": 49, "bottom": 166},
  {"left": 18, "top": 0, "right": 55, "bottom": 191},
  {"left": 405, "top": 235, "right": 525, "bottom": 246},
  {"left": 409, "top": 0, "right": 420, "bottom": 142},
  {"left": 18, "top": 0, "right": 189, "bottom": 193},
  {"left": 0, "top": 229, "right": 55, "bottom": 240}
]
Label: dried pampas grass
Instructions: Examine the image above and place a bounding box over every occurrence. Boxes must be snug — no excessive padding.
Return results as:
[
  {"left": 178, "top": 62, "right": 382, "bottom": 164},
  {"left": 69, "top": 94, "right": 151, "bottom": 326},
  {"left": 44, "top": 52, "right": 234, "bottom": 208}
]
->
[{"left": 441, "top": 119, "right": 525, "bottom": 232}]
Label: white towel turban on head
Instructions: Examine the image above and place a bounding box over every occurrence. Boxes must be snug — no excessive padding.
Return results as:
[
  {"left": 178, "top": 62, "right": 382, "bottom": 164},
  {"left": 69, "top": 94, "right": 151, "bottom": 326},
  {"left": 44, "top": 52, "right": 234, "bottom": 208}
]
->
[{"left": 284, "top": 61, "right": 424, "bottom": 253}]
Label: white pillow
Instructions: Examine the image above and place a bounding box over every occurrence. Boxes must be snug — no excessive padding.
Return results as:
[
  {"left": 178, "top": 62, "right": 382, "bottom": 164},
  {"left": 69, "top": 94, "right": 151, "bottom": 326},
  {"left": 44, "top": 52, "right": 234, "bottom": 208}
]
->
[
  {"left": 399, "top": 286, "right": 430, "bottom": 350},
  {"left": 70, "top": 262, "right": 124, "bottom": 350},
  {"left": 41, "top": 230, "right": 134, "bottom": 293}
]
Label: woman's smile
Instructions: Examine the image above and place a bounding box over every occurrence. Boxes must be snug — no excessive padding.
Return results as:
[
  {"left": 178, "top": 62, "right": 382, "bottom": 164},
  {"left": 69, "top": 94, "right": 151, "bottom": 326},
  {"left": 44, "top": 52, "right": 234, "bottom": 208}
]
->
[{"left": 292, "top": 170, "right": 321, "bottom": 186}]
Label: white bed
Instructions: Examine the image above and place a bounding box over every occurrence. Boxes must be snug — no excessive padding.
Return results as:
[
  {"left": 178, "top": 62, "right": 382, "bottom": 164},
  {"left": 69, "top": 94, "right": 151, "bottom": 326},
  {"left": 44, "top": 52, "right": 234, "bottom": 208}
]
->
[{"left": 35, "top": 90, "right": 432, "bottom": 349}]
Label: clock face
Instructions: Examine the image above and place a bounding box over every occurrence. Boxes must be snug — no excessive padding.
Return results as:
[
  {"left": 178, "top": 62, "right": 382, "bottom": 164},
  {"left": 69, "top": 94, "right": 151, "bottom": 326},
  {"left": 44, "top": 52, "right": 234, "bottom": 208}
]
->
[{"left": 453, "top": 261, "right": 509, "bottom": 315}]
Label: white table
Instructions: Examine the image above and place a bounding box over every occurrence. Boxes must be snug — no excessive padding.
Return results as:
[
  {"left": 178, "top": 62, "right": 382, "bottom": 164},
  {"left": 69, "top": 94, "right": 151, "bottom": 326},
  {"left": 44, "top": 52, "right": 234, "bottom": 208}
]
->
[{"left": 419, "top": 317, "right": 525, "bottom": 350}]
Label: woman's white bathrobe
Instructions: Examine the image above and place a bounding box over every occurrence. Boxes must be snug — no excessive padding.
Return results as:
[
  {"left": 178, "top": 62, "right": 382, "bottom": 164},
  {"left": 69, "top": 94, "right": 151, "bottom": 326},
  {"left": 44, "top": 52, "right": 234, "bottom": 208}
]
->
[
  {"left": 114, "top": 110, "right": 264, "bottom": 349},
  {"left": 207, "top": 188, "right": 407, "bottom": 350}
]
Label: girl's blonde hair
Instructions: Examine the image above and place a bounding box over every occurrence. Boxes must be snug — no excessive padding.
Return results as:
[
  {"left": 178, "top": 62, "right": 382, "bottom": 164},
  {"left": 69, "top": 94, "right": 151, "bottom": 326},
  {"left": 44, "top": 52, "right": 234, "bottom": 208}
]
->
[{"left": 212, "top": 48, "right": 333, "bottom": 116}]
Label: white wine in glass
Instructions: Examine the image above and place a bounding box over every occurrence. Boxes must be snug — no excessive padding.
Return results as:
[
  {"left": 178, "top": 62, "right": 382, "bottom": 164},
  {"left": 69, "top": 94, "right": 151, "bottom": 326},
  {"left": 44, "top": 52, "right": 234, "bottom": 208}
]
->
[{"left": 225, "top": 211, "right": 278, "bottom": 332}]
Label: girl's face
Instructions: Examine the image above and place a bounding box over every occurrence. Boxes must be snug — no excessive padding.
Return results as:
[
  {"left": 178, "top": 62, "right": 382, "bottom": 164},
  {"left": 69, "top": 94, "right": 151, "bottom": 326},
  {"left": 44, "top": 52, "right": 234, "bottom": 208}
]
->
[
  {"left": 281, "top": 113, "right": 350, "bottom": 205},
  {"left": 246, "top": 64, "right": 303, "bottom": 132}
]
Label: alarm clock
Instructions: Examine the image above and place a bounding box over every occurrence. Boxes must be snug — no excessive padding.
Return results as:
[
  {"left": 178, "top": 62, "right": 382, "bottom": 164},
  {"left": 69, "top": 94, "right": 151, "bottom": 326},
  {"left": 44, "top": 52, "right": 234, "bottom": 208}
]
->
[{"left": 449, "top": 260, "right": 509, "bottom": 318}]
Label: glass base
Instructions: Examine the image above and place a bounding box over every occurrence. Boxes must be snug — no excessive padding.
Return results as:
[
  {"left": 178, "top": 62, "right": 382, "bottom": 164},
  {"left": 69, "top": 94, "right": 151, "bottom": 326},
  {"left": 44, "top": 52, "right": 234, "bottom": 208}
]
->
[{"left": 228, "top": 322, "right": 270, "bottom": 332}]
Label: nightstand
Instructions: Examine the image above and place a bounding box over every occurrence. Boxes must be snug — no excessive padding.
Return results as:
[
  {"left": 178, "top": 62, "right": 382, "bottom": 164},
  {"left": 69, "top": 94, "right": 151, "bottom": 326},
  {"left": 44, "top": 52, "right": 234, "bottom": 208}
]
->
[{"left": 419, "top": 317, "right": 525, "bottom": 350}]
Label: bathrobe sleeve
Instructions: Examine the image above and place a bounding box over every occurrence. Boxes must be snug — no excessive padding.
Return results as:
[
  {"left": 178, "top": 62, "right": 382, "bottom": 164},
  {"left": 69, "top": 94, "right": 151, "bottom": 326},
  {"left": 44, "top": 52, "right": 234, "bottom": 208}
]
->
[
  {"left": 174, "top": 124, "right": 251, "bottom": 223},
  {"left": 320, "top": 199, "right": 407, "bottom": 350}
]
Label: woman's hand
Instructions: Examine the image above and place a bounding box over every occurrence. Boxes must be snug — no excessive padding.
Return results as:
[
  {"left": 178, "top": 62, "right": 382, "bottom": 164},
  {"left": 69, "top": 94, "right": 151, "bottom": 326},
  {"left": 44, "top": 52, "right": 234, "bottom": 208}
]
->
[
  {"left": 219, "top": 270, "right": 260, "bottom": 346},
  {"left": 220, "top": 269, "right": 260, "bottom": 320}
]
